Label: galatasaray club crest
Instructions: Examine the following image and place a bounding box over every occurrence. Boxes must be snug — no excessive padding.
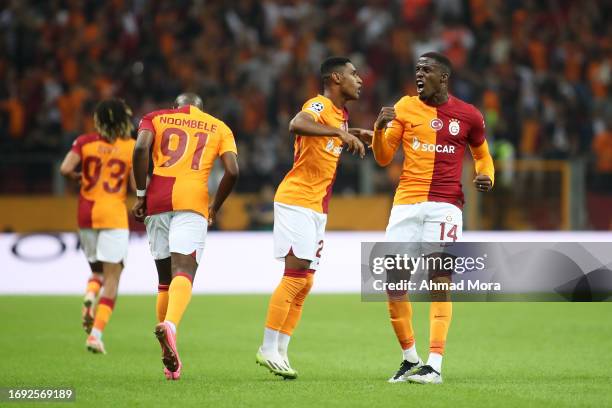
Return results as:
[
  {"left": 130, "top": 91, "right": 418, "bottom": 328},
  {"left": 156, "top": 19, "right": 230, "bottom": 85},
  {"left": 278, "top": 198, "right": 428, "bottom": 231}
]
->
[
  {"left": 430, "top": 118, "right": 443, "bottom": 131},
  {"left": 449, "top": 119, "right": 460, "bottom": 136}
]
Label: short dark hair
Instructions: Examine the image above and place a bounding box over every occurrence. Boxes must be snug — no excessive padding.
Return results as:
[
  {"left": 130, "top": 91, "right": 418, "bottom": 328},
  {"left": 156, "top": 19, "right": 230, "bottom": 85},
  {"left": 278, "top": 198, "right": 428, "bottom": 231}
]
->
[
  {"left": 320, "top": 56, "right": 351, "bottom": 83},
  {"left": 174, "top": 92, "right": 203, "bottom": 110},
  {"left": 420, "top": 52, "right": 452, "bottom": 75},
  {"left": 94, "top": 98, "right": 133, "bottom": 142}
]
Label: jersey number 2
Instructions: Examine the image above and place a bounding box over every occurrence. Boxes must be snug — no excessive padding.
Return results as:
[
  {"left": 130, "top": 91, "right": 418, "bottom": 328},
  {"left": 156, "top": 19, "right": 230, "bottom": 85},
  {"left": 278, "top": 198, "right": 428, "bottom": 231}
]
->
[
  {"left": 160, "top": 127, "right": 208, "bottom": 170},
  {"left": 315, "top": 240, "right": 324, "bottom": 258}
]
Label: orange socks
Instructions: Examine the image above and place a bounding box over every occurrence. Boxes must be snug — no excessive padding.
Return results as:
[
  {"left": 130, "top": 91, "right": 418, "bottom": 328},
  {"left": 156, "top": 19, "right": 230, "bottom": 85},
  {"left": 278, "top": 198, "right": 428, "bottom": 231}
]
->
[
  {"left": 164, "top": 274, "right": 193, "bottom": 329},
  {"left": 388, "top": 296, "right": 452, "bottom": 372},
  {"left": 279, "top": 272, "right": 314, "bottom": 335},
  {"left": 156, "top": 284, "right": 170, "bottom": 323},
  {"left": 429, "top": 301, "right": 452, "bottom": 355},
  {"left": 92, "top": 297, "right": 115, "bottom": 335},
  {"left": 85, "top": 276, "right": 102, "bottom": 298},
  {"left": 265, "top": 270, "right": 310, "bottom": 331},
  {"left": 387, "top": 300, "right": 452, "bottom": 353},
  {"left": 388, "top": 298, "right": 415, "bottom": 350}
]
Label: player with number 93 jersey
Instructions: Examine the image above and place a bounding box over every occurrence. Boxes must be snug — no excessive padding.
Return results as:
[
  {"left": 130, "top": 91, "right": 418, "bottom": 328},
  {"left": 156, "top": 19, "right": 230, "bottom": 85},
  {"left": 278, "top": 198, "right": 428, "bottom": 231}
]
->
[
  {"left": 73, "top": 133, "right": 135, "bottom": 229},
  {"left": 60, "top": 98, "right": 136, "bottom": 355}
]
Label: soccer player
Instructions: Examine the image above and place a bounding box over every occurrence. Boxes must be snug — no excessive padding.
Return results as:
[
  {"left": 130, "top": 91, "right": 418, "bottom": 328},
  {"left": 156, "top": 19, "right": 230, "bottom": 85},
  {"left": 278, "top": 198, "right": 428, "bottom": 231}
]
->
[
  {"left": 256, "top": 56, "right": 370, "bottom": 379},
  {"left": 132, "top": 93, "right": 238, "bottom": 380},
  {"left": 372, "top": 52, "right": 494, "bottom": 384},
  {"left": 59, "top": 98, "right": 136, "bottom": 354}
]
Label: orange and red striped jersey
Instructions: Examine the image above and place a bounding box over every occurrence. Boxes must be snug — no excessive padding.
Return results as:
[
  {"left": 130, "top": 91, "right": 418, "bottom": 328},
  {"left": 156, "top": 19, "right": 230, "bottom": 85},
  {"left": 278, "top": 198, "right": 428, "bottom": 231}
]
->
[
  {"left": 71, "top": 133, "right": 135, "bottom": 229},
  {"left": 138, "top": 105, "right": 237, "bottom": 218},
  {"left": 274, "top": 95, "right": 348, "bottom": 214},
  {"left": 384, "top": 95, "right": 488, "bottom": 209}
]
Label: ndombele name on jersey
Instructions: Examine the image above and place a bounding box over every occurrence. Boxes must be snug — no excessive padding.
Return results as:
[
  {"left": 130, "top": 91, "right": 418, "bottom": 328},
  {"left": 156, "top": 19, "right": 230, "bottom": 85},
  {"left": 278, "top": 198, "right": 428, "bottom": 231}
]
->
[{"left": 159, "top": 116, "right": 218, "bottom": 132}]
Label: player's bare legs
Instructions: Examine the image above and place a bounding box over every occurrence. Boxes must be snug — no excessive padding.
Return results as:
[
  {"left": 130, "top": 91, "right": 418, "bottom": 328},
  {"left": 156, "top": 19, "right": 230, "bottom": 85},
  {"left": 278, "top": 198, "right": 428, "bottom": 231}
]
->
[
  {"left": 82, "top": 262, "right": 103, "bottom": 334},
  {"left": 283, "top": 253, "right": 311, "bottom": 270},
  {"left": 257, "top": 253, "right": 313, "bottom": 379},
  {"left": 155, "top": 252, "right": 197, "bottom": 380},
  {"left": 87, "top": 261, "right": 122, "bottom": 354}
]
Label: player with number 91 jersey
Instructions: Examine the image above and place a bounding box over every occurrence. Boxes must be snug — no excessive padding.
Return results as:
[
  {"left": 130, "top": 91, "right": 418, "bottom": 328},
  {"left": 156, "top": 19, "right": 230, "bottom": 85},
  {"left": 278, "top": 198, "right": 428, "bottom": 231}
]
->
[
  {"left": 138, "top": 105, "right": 237, "bottom": 218},
  {"left": 72, "top": 134, "right": 135, "bottom": 229},
  {"left": 133, "top": 94, "right": 240, "bottom": 380}
]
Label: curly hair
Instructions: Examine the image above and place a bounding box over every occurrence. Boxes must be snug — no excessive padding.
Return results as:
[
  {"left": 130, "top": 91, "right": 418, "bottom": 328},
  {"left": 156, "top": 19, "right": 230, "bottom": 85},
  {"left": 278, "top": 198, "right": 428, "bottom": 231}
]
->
[{"left": 93, "top": 98, "right": 133, "bottom": 142}]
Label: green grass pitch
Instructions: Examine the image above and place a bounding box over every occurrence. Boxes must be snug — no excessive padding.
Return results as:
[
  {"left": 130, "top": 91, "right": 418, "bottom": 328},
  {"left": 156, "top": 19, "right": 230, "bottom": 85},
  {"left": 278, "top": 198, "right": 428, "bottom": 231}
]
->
[{"left": 1, "top": 295, "right": 610, "bottom": 407}]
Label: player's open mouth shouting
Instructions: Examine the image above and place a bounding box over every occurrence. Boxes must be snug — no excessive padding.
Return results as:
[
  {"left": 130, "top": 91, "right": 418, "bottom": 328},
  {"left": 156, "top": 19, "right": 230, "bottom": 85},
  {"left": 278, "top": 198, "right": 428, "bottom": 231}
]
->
[{"left": 416, "top": 79, "right": 425, "bottom": 95}]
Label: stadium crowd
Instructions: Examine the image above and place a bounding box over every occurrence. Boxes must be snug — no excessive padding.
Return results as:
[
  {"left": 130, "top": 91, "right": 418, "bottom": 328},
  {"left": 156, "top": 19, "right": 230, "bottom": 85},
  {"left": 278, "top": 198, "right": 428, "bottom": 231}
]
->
[{"left": 0, "top": 0, "right": 610, "bottom": 196}]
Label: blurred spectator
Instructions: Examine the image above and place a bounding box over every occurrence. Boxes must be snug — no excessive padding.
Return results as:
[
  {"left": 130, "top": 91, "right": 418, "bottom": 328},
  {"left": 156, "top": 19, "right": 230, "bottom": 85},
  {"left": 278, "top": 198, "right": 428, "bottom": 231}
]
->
[
  {"left": 587, "top": 118, "right": 612, "bottom": 229},
  {"left": 0, "top": 0, "right": 610, "bottom": 197},
  {"left": 591, "top": 120, "right": 612, "bottom": 192},
  {"left": 248, "top": 183, "right": 276, "bottom": 230}
]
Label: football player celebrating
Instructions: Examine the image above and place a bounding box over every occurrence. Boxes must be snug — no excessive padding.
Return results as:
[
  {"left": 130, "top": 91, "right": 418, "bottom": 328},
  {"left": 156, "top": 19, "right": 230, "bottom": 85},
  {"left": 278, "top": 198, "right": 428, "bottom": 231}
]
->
[{"left": 373, "top": 52, "right": 494, "bottom": 384}]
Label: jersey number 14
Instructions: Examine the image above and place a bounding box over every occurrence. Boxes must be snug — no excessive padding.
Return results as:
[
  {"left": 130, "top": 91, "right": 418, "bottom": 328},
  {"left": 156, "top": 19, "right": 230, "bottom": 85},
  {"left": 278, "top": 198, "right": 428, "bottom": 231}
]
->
[{"left": 439, "top": 222, "right": 458, "bottom": 242}]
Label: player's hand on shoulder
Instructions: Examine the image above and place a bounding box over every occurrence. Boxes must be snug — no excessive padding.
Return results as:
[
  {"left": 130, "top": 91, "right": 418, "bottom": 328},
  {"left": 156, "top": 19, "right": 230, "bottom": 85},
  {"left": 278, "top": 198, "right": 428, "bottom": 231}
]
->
[
  {"left": 473, "top": 174, "right": 493, "bottom": 192},
  {"left": 374, "top": 107, "right": 396, "bottom": 130},
  {"left": 132, "top": 197, "right": 147, "bottom": 222},
  {"left": 338, "top": 130, "right": 366, "bottom": 158},
  {"left": 349, "top": 128, "right": 373, "bottom": 147}
]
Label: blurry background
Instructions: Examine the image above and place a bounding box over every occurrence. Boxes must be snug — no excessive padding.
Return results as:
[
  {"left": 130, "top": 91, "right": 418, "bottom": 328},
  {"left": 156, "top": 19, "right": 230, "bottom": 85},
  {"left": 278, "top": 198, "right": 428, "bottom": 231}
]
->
[{"left": 0, "top": 0, "right": 610, "bottom": 232}]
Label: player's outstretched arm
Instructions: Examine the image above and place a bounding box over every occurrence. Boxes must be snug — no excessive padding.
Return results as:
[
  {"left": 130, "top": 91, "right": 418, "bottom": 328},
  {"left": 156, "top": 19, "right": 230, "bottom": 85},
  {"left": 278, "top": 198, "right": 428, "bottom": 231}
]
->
[
  {"left": 208, "top": 152, "right": 239, "bottom": 226},
  {"left": 372, "top": 107, "right": 398, "bottom": 166},
  {"left": 469, "top": 140, "right": 495, "bottom": 192},
  {"left": 59, "top": 151, "right": 82, "bottom": 181},
  {"left": 131, "top": 129, "right": 154, "bottom": 221},
  {"left": 289, "top": 111, "right": 365, "bottom": 157}
]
